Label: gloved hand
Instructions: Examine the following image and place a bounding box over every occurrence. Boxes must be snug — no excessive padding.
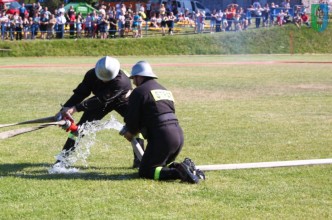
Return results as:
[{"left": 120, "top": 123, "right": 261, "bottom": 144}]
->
[
  {"left": 60, "top": 107, "right": 77, "bottom": 120},
  {"left": 119, "top": 125, "right": 134, "bottom": 142},
  {"left": 55, "top": 105, "right": 76, "bottom": 121},
  {"left": 119, "top": 125, "right": 128, "bottom": 136}
]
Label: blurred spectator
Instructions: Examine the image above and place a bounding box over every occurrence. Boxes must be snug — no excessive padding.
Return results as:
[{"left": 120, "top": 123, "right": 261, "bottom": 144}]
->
[
  {"left": 107, "top": 5, "right": 115, "bottom": 18},
  {"left": 118, "top": 10, "right": 125, "bottom": 37},
  {"left": 210, "top": 9, "right": 217, "bottom": 33},
  {"left": 124, "top": 11, "right": 132, "bottom": 37},
  {"left": 233, "top": 13, "right": 242, "bottom": 31},
  {"left": 99, "top": 5, "right": 106, "bottom": 16},
  {"left": 28, "top": 3, "right": 36, "bottom": 18},
  {"left": 254, "top": 5, "right": 263, "bottom": 28},
  {"left": 156, "top": 13, "right": 162, "bottom": 27},
  {"left": 19, "top": 3, "right": 27, "bottom": 19},
  {"left": 58, "top": 4, "right": 65, "bottom": 15},
  {"left": 47, "top": 14, "right": 56, "bottom": 39},
  {"left": 22, "top": 14, "right": 30, "bottom": 40},
  {"left": 150, "top": 12, "right": 159, "bottom": 28},
  {"left": 277, "top": 10, "right": 285, "bottom": 26},
  {"left": 199, "top": 11, "right": 206, "bottom": 33},
  {"left": 15, "top": 15, "right": 23, "bottom": 40},
  {"left": 160, "top": 11, "right": 167, "bottom": 35},
  {"left": 225, "top": 7, "right": 233, "bottom": 31},
  {"left": 159, "top": 3, "right": 166, "bottom": 17},
  {"left": 35, "top": 2, "right": 43, "bottom": 13},
  {"left": 222, "top": 9, "right": 228, "bottom": 31},
  {"left": 193, "top": 10, "right": 199, "bottom": 33},
  {"left": 293, "top": 13, "right": 302, "bottom": 28},
  {"left": 42, "top": 7, "right": 51, "bottom": 20},
  {"left": 270, "top": 2, "right": 277, "bottom": 25},
  {"left": 8, "top": 14, "right": 15, "bottom": 40},
  {"left": 139, "top": 4, "right": 146, "bottom": 18},
  {"left": 85, "top": 13, "right": 92, "bottom": 38},
  {"left": 262, "top": 3, "right": 270, "bottom": 27},
  {"left": 66, "top": 5, "right": 75, "bottom": 20},
  {"left": 139, "top": 9, "right": 147, "bottom": 21},
  {"left": 56, "top": 11, "right": 66, "bottom": 38},
  {"left": 167, "top": 11, "right": 176, "bottom": 35},
  {"left": 31, "top": 11, "right": 40, "bottom": 39},
  {"left": 39, "top": 12, "right": 48, "bottom": 39},
  {"left": 0, "top": 11, "right": 8, "bottom": 40},
  {"left": 238, "top": 7, "right": 248, "bottom": 30},
  {"left": 283, "top": 10, "right": 292, "bottom": 24},
  {"left": 215, "top": 9, "right": 222, "bottom": 32},
  {"left": 146, "top": 1, "right": 151, "bottom": 19},
  {"left": 253, "top": 0, "right": 261, "bottom": 9},
  {"left": 132, "top": 11, "right": 143, "bottom": 38},
  {"left": 69, "top": 11, "right": 76, "bottom": 38},
  {"left": 301, "top": 12, "right": 310, "bottom": 27},
  {"left": 99, "top": 13, "right": 109, "bottom": 39},
  {"left": 76, "top": 12, "right": 83, "bottom": 38},
  {"left": 127, "top": 4, "right": 133, "bottom": 15},
  {"left": 28, "top": 17, "right": 33, "bottom": 37},
  {"left": 281, "top": 0, "right": 291, "bottom": 9},
  {"left": 108, "top": 13, "right": 117, "bottom": 38},
  {"left": 120, "top": 3, "right": 126, "bottom": 16},
  {"left": 91, "top": 11, "right": 98, "bottom": 38}
]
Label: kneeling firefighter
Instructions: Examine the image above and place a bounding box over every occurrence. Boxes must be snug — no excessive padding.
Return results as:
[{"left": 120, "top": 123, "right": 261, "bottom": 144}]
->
[
  {"left": 120, "top": 61, "right": 205, "bottom": 183},
  {"left": 54, "top": 56, "right": 144, "bottom": 168}
]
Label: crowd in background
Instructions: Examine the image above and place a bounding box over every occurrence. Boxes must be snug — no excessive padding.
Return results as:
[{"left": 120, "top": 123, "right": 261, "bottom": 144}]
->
[
  {"left": 204, "top": 0, "right": 310, "bottom": 33},
  {"left": 0, "top": 0, "right": 311, "bottom": 41}
]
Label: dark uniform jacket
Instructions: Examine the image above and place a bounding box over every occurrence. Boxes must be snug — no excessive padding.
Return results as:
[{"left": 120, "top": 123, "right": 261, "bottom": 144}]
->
[
  {"left": 125, "top": 78, "right": 178, "bottom": 136},
  {"left": 64, "top": 69, "right": 132, "bottom": 112}
]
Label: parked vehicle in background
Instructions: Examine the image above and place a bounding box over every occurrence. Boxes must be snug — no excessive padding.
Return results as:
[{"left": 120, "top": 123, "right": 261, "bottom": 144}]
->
[
  {"left": 0, "top": 0, "right": 21, "bottom": 15},
  {"left": 149, "top": 0, "right": 210, "bottom": 16}
]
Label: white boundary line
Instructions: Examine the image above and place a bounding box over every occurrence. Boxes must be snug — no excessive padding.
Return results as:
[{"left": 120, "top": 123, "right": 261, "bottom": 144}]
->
[{"left": 196, "top": 158, "right": 332, "bottom": 171}]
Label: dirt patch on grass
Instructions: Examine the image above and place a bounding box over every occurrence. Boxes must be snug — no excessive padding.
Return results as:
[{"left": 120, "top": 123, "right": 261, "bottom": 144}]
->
[{"left": 289, "top": 84, "right": 332, "bottom": 91}]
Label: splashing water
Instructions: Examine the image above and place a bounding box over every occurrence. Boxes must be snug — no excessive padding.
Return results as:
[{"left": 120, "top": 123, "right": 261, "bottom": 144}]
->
[{"left": 48, "top": 115, "right": 124, "bottom": 174}]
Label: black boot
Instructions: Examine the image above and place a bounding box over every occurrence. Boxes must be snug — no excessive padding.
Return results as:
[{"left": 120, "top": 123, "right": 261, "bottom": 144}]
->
[
  {"left": 175, "top": 162, "right": 199, "bottom": 184},
  {"left": 182, "top": 158, "right": 205, "bottom": 180}
]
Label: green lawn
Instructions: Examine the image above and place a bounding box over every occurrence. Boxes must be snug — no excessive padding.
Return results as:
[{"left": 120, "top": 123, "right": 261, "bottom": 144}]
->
[{"left": 0, "top": 55, "right": 331, "bottom": 219}]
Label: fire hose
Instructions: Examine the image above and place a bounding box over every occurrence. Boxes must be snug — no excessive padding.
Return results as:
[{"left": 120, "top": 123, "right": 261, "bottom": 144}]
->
[{"left": 0, "top": 116, "right": 78, "bottom": 140}]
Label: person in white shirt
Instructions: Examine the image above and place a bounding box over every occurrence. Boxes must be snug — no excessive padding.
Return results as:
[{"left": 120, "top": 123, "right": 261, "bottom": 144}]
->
[
  {"left": 56, "top": 12, "right": 67, "bottom": 38},
  {"left": 58, "top": 3, "right": 65, "bottom": 15},
  {"left": 1, "top": 12, "right": 9, "bottom": 40}
]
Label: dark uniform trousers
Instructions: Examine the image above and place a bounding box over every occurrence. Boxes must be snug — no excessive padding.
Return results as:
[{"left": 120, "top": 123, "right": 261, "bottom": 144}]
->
[{"left": 138, "top": 122, "right": 184, "bottom": 180}]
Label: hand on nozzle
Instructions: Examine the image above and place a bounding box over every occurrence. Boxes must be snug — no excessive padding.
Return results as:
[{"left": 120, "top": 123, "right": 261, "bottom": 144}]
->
[
  {"left": 61, "top": 120, "right": 72, "bottom": 131},
  {"left": 60, "top": 120, "right": 78, "bottom": 132}
]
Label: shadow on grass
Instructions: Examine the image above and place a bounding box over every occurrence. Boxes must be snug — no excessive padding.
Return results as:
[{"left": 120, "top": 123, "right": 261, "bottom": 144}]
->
[{"left": 0, "top": 163, "right": 139, "bottom": 181}]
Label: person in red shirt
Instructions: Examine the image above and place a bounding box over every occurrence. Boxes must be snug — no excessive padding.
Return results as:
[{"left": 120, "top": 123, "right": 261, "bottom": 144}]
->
[
  {"left": 69, "top": 12, "right": 76, "bottom": 38},
  {"left": 301, "top": 12, "right": 310, "bottom": 27}
]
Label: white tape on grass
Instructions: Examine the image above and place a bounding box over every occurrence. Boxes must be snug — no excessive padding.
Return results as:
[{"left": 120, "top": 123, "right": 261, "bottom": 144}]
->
[{"left": 196, "top": 158, "right": 332, "bottom": 171}]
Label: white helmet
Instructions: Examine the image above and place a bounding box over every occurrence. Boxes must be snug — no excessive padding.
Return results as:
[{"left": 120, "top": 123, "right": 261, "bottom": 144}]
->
[
  {"left": 130, "top": 61, "right": 158, "bottom": 79},
  {"left": 95, "top": 56, "right": 120, "bottom": 81}
]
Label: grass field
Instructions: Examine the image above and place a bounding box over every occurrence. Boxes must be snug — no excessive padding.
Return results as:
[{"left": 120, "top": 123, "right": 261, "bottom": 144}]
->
[{"left": 0, "top": 55, "right": 331, "bottom": 219}]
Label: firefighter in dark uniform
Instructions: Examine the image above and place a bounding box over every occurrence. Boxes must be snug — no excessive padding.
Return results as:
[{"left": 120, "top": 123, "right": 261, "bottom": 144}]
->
[
  {"left": 121, "top": 61, "right": 205, "bottom": 184},
  {"left": 54, "top": 56, "right": 143, "bottom": 168}
]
